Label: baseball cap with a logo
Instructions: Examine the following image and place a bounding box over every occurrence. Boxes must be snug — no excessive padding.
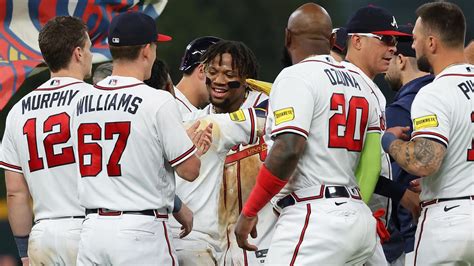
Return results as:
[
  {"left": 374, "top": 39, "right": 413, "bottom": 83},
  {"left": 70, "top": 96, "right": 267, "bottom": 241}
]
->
[
  {"left": 108, "top": 11, "right": 172, "bottom": 47},
  {"left": 346, "top": 5, "right": 410, "bottom": 36}
]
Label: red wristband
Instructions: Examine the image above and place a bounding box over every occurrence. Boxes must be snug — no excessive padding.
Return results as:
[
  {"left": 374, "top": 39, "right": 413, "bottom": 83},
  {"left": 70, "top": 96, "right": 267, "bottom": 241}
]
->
[{"left": 242, "top": 164, "right": 288, "bottom": 217}]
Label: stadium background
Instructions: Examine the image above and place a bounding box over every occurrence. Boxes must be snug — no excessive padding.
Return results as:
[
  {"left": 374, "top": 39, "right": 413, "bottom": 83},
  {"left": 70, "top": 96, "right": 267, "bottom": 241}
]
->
[{"left": 0, "top": 0, "right": 472, "bottom": 261}]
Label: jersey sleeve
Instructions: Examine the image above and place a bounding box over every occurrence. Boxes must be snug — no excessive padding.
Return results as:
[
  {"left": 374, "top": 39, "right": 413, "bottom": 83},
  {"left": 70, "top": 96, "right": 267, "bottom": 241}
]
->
[
  {"left": 156, "top": 98, "right": 197, "bottom": 168},
  {"left": 205, "top": 108, "right": 259, "bottom": 152},
  {"left": 410, "top": 87, "right": 449, "bottom": 147},
  {"left": 367, "top": 97, "right": 382, "bottom": 134},
  {"left": 269, "top": 76, "right": 314, "bottom": 139},
  {"left": 0, "top": 111, "right": 23, "bottom": 173}
]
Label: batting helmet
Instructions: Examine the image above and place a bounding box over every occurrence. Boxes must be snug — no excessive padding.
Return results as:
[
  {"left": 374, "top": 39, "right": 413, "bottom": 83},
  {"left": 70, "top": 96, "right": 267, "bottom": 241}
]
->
[{"left": 179, "top": 36, "right": 222, "bottom": 72}]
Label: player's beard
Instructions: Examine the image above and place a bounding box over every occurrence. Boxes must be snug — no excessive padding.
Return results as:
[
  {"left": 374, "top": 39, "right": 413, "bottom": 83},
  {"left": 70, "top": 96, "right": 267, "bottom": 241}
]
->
[
  {"left": 209, "top": 94, "right": 230, "bottom": 113},
  {"left": 384, "top": 73, "right": 402, "bottom": 91},
  {"left": 281, "top": 47, "right": 293, "bottom": 68},
  {"left": 417, "top": 54, "right": 432, "bottom": 73}
]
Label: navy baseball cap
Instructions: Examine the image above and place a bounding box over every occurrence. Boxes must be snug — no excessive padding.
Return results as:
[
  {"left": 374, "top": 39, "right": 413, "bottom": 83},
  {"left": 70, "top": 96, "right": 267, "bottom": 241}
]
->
[
  {"left": 346, "top": 6, "right": 411, "bottom": 36},
  {"left": 179, "top": 36, "right": 222, "bottom": 71},
  {"left": 332, "top": 27, "right": 348, "bottom": 53},
  {"left": 395, "top": 25, "right": 416, "bottom": 57},
  {"left": 108, "top": 11, "right": 172, "bottom": 47}
]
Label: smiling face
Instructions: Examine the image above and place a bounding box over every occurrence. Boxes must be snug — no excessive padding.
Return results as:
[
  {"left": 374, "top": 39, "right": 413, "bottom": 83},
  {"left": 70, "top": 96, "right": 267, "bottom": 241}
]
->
[{"left": 205, "top": 53, "right": 247, "bottom": 113}]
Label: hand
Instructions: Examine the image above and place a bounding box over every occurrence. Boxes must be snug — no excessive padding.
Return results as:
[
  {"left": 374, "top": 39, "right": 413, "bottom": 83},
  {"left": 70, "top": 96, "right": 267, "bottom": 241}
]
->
[
  {"left": 400, "top": 189, "right": 421, "bottom": 223},
  {"left": 195, "top": 123, "right": 213, "bottom": 157},
  {"left": 234, "top": 213, "right": 258, "bottom": 251},
  {"left": 385, "top": 126, "right": 411, "bottom": 140},
  {"left": 21, "top": 257, "right": 29, "bottom": 266},
  {"left": 172, "top": 203, "right": 193, "bottom": 238},
  {"left": 186, "top": 121, "right": 213, "bottom": 157},
  {"left": 409, "top": 178, "right": 422, "bottom": 193}
]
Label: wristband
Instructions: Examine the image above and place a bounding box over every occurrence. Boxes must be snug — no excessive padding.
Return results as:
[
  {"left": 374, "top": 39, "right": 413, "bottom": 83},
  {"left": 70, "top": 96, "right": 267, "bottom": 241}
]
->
[
  {"left": 382, "top": 132, "right": 397, "bottom": 153},
  {"left": 242, "top": 164, "right": 288, "bottom": 217},
  {"left": 173, "top": 195, "right": 183, "bottom": 213},
  {"left": 14, "top": 235, "right": 29, "bottom": 258}
]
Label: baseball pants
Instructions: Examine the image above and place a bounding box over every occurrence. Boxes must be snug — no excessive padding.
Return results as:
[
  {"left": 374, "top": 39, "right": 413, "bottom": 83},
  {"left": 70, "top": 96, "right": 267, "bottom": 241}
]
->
[
  {"left": 407, "top": 198, "right": 474, "bottom": 265},
  {"left": 28, "top": 218, "right": 83, "bottom": 266},
  {"left": 77, "top": 212, "right": 176, "bottom": 265},
  {"left": 265, "top": 186, "right": 378, "bottom": 265}
]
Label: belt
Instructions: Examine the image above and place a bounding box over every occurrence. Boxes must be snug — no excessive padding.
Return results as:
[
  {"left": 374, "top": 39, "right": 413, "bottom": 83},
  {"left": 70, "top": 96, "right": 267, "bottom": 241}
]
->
[
  {"left": 35, "top": 216, "right": 85, "bottom": 223},
  {"left": 86, "top": 208, "right": 168, "bottom": 219},
  {"left": 420, "top": 195, "right": 474, "bottom": 208},
  {"left": 277, "top": 185, "right": 361, "bottom": 210}
]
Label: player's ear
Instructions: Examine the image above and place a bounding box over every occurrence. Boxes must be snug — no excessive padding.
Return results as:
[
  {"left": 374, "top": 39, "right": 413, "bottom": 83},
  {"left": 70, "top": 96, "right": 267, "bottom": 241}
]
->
[
  {"left": 72, "top": 46, "right": 82, "bottom": 63},
  {"left": 427, "top": 35, "right": 437, "bottom": 54},
  {"left": 329, "top": 32, "right": 336, "bottom": 51},
  {"left": 351, "top": 35, "right": 362, "bottom": 51},
  {"left": 397, "top": 54, "right": 406, "bottom": 70},
  {"left": 285, "top": 28, "right": 292, "bottom": 48},
  {"left": 196, "top": 64, "right": 206, "bottom": 81}
]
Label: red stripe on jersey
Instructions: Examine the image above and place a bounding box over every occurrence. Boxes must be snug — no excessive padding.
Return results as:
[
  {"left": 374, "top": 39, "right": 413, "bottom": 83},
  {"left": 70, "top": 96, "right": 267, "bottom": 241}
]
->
[
  {"left": 414, "top": 208, "right": 428, "bottom": 266},
  {"left": 169, "top": 145, "right": 196, "bottom": 166},
  {"left": 299, "top": 59, "right": 345, "bottom": 69},
  {"left": 412, "top": 131, "right": 449, "bottom": 144},
  {"left": 253, "top": 93, "right": 263, "bottom": 107},
  {"left": 290, "top": 203, "right": 312, "bottom": 266},
  {"left": 0, "top": 161, "right": 22, "bottom": 171},
  {"left": 94, "top": 83, "right": 144, "bottom": 90},
  {"left": 437, "top": 73, "right": 474, "bottom": 79},
  {"left": 272, "top": 126, "right": 309, "bottom": 137},
  {"left": 175, "top": 97, "right": 192, "bottom": 112},
  {"left": 249, "top": 109, "right": 256, "bottom": 145},
  {"left": 162, "top": 221, "right": 176, "bottom": 266},
  {"left": 36, "top": 81, "right": 83, "bottom": 91}
]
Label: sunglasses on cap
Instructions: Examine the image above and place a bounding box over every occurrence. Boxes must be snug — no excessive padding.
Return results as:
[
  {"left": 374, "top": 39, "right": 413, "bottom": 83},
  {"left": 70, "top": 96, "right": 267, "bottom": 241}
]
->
[{"left": 349, "top": 33, "right": 398, "bottom": 47}]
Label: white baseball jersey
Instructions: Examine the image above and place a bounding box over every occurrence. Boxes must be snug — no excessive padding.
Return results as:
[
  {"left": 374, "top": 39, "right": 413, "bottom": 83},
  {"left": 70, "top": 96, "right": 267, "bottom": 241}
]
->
[
  {"left": 410, "top": 64, "right": 474, "bottom": 201},
  {"left": 170, "top": 104, "right": 259, "bottom": 255},
  {"left": 71, "top": 76, "right": 196, "bottom": 211},
  {"left": 264, "top": 55, "right": 380, "bottom": 265},
  {"left": 267, "top": 55, "right": 381, "bottom": 195},
  {"left": 341, "top": 61, "right": 393, "bottom": 226},
  {"left": 174, "top": 86, "right": 198, "bottom": 114},
  {"left": 0, "top": 77, "right": 88, "bottom": 221}
]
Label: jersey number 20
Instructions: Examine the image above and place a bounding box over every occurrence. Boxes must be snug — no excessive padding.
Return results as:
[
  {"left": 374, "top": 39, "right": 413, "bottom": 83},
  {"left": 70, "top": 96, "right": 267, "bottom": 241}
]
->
[{"left": 328, "top": 94, "right": 369, "bottom": 152}]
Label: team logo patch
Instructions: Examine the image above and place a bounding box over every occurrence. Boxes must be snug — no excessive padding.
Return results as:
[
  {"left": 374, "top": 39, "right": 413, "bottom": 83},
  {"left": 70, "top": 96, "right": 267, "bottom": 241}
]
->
[
  {"left": 274, "top": 107, "right": 294, "bottom": 125},
  {"left": 229, "top": 110, "right": 246, "bottom": 122},
  {"left": 50, "top": 79, "right": 60, "bottom": 86},
  {"left": 108, "top": 79, "right": 117, "bottom": 86},
  {"left": 413, "top": 114, "right": 438, "bottom": 130}
]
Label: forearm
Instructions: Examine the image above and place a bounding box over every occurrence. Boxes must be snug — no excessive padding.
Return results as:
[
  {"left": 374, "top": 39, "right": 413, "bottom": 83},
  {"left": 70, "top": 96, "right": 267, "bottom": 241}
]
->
[
  {"left": 7, "top": 193, "right": 33, "bottom": 236},
  {"left": 265, "top": 134, "right": 306, "bottom": 179},
  {"left": 388, "top": 138, "right": 445, "bottom": 177},
  {"left": 355, "top": 132, "right": 381, "bottom": 203}
]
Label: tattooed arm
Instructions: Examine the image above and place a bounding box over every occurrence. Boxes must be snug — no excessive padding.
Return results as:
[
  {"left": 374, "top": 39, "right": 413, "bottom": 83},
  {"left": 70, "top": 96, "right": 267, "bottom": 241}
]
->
[
  {"left": 388, "top": 136, "right": 447, "bottom": 177},
  {"left": 266, "top": 133, "right": 307, "bottom": 179}
]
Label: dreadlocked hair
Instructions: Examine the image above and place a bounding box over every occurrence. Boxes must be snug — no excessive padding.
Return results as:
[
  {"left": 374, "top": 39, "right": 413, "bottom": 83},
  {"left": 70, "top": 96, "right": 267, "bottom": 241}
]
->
[{"left": 201, "top": 40, "right": 259, "bottom": 79}]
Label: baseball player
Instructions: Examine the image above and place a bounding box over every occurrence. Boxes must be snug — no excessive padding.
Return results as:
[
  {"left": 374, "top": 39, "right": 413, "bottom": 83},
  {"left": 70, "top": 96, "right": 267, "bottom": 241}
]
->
[
  {"left": 72, "top": 12, "right": 201, "bottom": 265},
  {"left": 383, "top": 2, "right": 474, "bottom": 265},
  {"left": 169, "top": 40, "right": 272, "bottom": 266},
  {"left": 342, "top": 6, "right": 423, "bottom": 265},
  {"left": 175, "top": 36, "right": 222, "bottom": 114},
  {"left": 384, "top": 24, "right": 434, "bottom": 263},
  {"left": 330, "top": 27, "right": 348, "bottom": 62},
  {"left": 235, "top": 3, "right": 382, "bottom": 265},
  {"left": 0, "top": 16, "right": 93, "bottom": 265}
]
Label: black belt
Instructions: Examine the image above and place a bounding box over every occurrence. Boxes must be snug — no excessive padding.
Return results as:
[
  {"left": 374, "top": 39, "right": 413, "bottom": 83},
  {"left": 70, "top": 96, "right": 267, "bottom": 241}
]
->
[
  {"left": 420, "top": 195, "right": 474, "bottom": 208},
  {"left": 277, "top": 185, "right": 360, "bottom": 209},
  {"left": 86, "top": 208, "right": 168, "bottom": 218},
  {"left": 35, "top": 216, "right": 85, "bottom": 223}
]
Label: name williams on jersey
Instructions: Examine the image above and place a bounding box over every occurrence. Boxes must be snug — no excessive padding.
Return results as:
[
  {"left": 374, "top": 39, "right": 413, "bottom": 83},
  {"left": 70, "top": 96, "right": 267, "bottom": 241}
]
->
[{"left": 76, "top": 92, "right": 143, "bottom": 116}]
